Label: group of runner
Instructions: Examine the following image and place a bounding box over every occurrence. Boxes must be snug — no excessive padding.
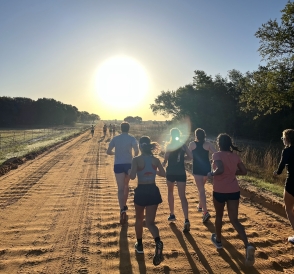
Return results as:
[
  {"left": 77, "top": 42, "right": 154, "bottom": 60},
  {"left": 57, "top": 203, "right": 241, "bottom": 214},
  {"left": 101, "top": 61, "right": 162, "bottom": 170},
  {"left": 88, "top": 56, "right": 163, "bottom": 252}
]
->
[
  {"left": 106, "top": 121, "right": 294, "bottom": 267},
  {"left": 103, "top": 123, "right": 116, "bottom": 137}
]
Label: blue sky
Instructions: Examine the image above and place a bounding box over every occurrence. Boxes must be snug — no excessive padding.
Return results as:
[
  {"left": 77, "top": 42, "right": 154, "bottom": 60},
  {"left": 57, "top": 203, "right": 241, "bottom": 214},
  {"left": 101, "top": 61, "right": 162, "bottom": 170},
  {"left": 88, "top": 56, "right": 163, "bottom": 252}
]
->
[{"left": 0, "top": 0, "right": 289, "bottom": 120}]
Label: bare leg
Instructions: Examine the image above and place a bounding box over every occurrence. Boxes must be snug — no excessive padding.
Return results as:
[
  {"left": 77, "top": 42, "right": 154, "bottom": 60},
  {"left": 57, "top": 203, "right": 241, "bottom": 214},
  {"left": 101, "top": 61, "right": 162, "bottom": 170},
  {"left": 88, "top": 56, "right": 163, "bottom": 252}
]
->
[
  {"left": 134, "top": 204, "right": 145, "bottom": 239},
  {"left": 166, "top": 181, "right": 175, "bottom": 215},
  {"left": 124, "top": 174, "right": 130, "bottom": 206},
  {"left": 115, "top": 173, "right": 129, "bottom": 210},
  {"left": 284, "top": 189, "right": 294, "bottom": 230},
  {"left": 227, "top": 199, "right": 249, "bottom": 247},
  {"left": 145, "top": 205, "right": 159, "bottom": 238},
  {"left": 194, "top": 175, "right": 208, "bottom": 212},
  {"left": 177, "top": 182, "right": 188, "bottom": 219},
  {"left": 213, "top": 197, "right": 225, "bottom": 242}
]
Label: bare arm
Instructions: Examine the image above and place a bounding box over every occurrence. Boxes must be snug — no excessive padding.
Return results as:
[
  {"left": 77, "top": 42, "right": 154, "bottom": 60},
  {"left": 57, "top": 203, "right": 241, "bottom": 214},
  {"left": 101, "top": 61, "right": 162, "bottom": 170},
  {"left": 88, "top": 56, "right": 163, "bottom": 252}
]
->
[
  {"left": 129, "top": 158, "right": 138, "bottom": 180},
  {"left": 183, "top": 144, "right": 193, "bottom": 160},
  {"left": 162, "top": 152, "right": 170, "bottom": 167},
  {"left": 156, "top": 158, "right": 166, "bottom": 177},
  {"left": 106, "top": 143, "right": 115, "bottom": 155},
  {"left": 188, "top": 141, "right": 196, "bottom": 151},
  {"left": 133, "top": 141, "right": 139, "bottom": 157},
  {"left": 210, "top": 160, "right": 224, "bottom": 176},
  {"left": 236, "top": 162, "right": 247, "bottom": 175}
]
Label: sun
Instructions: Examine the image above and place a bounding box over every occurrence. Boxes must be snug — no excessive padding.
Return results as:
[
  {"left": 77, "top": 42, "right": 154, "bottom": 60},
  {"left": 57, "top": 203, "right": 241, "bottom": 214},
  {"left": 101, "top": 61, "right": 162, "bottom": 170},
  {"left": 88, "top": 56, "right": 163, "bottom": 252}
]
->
[{"left": 95, "top": 56, "right": 149, "bottom": 109}]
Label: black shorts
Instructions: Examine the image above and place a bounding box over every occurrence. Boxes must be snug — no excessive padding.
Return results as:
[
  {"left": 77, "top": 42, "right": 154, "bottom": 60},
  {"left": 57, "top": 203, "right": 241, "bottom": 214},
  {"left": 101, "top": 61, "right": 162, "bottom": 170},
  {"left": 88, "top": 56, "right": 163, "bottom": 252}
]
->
[
  {"left": 166, "top": 174, "right": 187, "bottom": 183},
  {"left": 213, "top": 191, "right": 240, "bottom": 203},
  {"left": 285, "top": 179, "right": 294, "bottom": 196},
  {"left": 134, "top": 184, "right": 162, "bottom": 207},
  {"left": 114, "top": 164, "right": 131, "bottom": 174}
]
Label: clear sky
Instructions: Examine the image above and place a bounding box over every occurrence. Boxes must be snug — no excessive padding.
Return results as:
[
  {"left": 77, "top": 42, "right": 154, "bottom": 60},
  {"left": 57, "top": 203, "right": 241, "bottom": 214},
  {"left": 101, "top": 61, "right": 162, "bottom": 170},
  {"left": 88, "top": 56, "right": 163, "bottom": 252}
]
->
[{"left": 0, "top": 0, "right": 288, "bottom": 121}]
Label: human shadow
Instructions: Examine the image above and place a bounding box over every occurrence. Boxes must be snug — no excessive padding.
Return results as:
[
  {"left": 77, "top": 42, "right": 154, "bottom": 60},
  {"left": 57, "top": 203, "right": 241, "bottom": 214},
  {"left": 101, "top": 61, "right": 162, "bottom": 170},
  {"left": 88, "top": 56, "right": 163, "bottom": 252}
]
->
[
  {"left": 183, "top": 232, "right": 214, "bottom": 274},
  {"left": 203, "top": 222, "right": 261, "bottom": 274},
  {"left": 98, "top": 136, "right": 105, "bottom": 143},
  {"left": 169, "top": 223, "right": 200, "bottom": 273},
  {"left": 119, "top": 223, "right": 133, "bottom": 274},
  {"left": 135, "top": 251, "right": 146, "bottom": 274}
]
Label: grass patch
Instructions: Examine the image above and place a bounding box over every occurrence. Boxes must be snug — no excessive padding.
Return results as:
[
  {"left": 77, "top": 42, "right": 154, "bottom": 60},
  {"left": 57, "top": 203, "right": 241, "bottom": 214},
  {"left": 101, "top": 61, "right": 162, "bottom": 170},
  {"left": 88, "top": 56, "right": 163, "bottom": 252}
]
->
[
  {"left": 0, "top": 126, "right": 89, "bottom": 165},
  {"left": 240, "top": 175, "right": 284, "bottom": 197}
]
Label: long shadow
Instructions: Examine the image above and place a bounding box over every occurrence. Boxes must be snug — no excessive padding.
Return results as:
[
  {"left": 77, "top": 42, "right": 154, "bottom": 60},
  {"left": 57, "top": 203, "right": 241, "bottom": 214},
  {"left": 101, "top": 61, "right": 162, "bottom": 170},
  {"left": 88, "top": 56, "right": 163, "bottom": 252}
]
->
[
  {"left": 183, "top": 233, "right": 214, "bottom": 274},
  {"left": 135, "top": 252, "right": 146, "bottom": 274},
  {"left": 98, "top": 136, "right": 105, "bottom": 143},
  {"left": 204, "top": 222, "right": 261, "bottom": 274},
  {"left": 169, "top": 223, "right": 200, "bottom": 273},
  {"left": 119, "top": 222, "right": 133, "bottom": 274},
  {"left": 81, "top": 137, "right": 92, "bottom": 143}
]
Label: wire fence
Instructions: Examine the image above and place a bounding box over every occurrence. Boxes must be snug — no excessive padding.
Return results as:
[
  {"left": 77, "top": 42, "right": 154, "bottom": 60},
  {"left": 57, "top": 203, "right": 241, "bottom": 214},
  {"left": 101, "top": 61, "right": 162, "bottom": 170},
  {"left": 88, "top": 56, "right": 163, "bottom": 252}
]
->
[{"left": 0, "top": 125, "right": 90, "bottom": 162}]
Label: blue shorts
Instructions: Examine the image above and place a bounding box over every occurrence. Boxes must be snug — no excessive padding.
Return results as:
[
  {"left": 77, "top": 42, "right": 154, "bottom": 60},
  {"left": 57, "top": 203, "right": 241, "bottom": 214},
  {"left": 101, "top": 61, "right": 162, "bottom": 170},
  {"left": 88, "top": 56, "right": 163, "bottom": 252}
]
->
[
  {"left": 114, "top": 164, "right": 131, "bottom": 174},
  {"left": 213, "top": 191, "right": 240, "bottom": 203}
]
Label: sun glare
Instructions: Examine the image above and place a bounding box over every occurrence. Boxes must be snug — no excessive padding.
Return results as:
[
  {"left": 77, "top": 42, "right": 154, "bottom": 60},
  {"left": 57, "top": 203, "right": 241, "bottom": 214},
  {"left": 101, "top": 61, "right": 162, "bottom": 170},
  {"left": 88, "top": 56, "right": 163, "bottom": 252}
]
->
[{"left": 95, "top": 56, "right": 149, "bottom": 109}]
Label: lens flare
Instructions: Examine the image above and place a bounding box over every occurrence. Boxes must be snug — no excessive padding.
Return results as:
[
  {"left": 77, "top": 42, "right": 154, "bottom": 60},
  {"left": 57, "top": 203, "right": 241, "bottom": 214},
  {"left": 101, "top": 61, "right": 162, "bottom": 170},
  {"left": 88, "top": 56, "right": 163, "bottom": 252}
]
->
[{"left": 159, "top": 117, "right": 192, "bottom": 151}]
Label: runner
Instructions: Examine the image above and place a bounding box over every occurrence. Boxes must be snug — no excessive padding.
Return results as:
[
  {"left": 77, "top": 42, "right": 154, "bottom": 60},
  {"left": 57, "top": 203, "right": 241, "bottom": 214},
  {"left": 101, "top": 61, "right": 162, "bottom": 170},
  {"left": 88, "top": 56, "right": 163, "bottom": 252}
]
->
[
  {"left": 163, "top": 128, "right": 193, "bottom": 232},
  {"left": 106, "top": 122, "right": 139, "bottom": 224},
  {"left": 208, "top": 133, "right": 255, "bottom": 266},
  {"left": 109, "top": 124, "right": 112, "bottom": 136},
  {"left": 112, "top": 124, "right": 116, "bottom": 136},
  {"left": 128, "top": 136, "right": 165, "bottom": 266},
  {"left": 90, "top": 125, "right": 94, "bottom": 138},
  {"left": 188, "top": 128, "right": 217, "bottom": 223},
  {"left": 103, "top": 123, "right": 107, "bottom": 137},
  {"left": 273, "top": 129, "right": 294, "bottom": 244}
]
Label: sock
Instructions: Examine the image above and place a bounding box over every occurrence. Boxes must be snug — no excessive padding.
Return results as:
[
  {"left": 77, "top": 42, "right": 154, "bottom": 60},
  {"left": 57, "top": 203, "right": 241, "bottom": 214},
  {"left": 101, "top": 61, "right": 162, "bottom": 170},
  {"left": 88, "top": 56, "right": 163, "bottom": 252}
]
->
[
  {"left": 137, "top": 238, "right": 142, "bottom": 246},
  {"left": 154, "top": 236, "right": 161, "bottom": 243}
]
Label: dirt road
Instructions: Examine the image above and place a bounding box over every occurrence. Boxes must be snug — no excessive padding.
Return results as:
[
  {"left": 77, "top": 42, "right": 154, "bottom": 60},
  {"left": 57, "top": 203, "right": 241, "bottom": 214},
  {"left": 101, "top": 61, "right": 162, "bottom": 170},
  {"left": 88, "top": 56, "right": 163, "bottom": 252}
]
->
[{"left": 0, "top": 126, "right": 293, "bottom": 274}]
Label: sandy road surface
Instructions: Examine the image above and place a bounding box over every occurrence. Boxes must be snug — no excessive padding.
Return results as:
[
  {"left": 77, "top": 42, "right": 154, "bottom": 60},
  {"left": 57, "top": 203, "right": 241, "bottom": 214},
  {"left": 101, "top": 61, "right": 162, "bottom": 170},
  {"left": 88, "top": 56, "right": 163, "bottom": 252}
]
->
[{"left": 0, "top": 126, "right": 294, "bottom": 274}]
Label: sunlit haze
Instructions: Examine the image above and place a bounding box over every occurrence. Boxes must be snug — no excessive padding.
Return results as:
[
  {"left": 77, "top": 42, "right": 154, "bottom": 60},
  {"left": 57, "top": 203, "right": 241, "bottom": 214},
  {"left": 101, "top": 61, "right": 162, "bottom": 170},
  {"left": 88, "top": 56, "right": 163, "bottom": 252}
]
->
[{"left": 0, "top": 0, "right": 288, "bottom": 121}]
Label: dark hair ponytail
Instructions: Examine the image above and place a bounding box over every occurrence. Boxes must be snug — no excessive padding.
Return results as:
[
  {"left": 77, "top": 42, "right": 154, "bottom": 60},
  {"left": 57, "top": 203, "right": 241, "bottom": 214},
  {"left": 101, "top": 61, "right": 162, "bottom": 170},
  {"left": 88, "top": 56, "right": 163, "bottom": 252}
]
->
[
  {"left": 139, "top": 136, "right": 160, "bottom": 155},
  {"left": 217, "top": 133, "right": 241, "bottom": 152}
]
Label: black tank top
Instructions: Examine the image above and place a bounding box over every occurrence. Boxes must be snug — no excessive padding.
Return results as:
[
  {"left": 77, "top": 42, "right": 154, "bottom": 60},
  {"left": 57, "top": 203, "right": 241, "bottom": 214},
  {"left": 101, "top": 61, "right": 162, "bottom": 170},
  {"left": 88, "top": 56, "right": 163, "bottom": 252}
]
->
[
  {"left": 166, "top": 145, "right": 186, "bottom": 175},
  {"left": 192, "top": 141, "right": 211, "bottom": 175}
]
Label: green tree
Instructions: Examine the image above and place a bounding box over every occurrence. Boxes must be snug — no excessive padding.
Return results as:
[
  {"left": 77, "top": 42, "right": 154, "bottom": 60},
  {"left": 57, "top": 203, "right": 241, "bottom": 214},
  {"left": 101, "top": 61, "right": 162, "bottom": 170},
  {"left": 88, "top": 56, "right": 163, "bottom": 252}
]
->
[{"left": 241, "top": 1, "right": 294, "bottom": 116}]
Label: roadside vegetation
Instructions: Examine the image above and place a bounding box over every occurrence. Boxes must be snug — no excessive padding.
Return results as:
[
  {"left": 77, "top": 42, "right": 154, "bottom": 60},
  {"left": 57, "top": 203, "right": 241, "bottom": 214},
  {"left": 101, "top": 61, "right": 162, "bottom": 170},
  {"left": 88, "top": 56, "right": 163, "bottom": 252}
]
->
[{"left": 0, "top": 123, "right": 92, "bottom": 165}]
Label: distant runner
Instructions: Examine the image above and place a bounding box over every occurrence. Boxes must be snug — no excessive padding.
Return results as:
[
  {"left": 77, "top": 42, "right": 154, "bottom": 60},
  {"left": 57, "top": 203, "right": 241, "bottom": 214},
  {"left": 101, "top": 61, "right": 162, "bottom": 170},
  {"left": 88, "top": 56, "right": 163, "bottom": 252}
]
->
[
  {"left": 106, "top": 122, "right": 139, "bottom": 224},
  {"left": 109, "top": 124, "right": 112, "bottom": 136},
  {"left": 112, "top": 124, "right": 116, "bottom": 136},
  {"left": 103, "top": 124, "right": 107, "bottom": 137},
  {"left": 91, "top": 125, "right": 94, "bottom": 138}
]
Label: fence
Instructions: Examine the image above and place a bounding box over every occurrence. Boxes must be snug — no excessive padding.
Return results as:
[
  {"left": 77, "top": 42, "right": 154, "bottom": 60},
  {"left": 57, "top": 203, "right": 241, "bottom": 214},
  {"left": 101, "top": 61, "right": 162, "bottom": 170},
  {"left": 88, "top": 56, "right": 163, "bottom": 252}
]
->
[{"left": 0, "top": 125, "right": 89, "bottom": 154}]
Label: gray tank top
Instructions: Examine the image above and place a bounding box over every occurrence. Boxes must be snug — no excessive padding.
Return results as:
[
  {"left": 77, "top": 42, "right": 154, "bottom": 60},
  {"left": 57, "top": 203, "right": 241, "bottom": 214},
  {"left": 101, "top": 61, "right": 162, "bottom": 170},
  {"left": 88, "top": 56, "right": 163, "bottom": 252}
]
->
[{"left": 137, "top": 156, "right": 157, "bottom": 182}]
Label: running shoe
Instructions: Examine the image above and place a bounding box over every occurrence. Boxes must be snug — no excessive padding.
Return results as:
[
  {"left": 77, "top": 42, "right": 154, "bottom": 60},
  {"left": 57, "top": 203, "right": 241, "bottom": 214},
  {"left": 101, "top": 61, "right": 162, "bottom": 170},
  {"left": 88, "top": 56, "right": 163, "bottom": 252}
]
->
[
  {"left": 183, "top": 221, "right": 190, "bottom": 233},
  {"left": 245, "top": 245, "right": 255, "bottom": 266},
  {"left": 202, "top": 212, "right": 211, "bottom": 223},
  {"left": 135, "top": 242, "right": 144, "bottom": 254},
  {"left": 197, "top": 206, "right": 203, "bottom": 212},
  {"left": 120, "top": 209, "right": 126, "bottom": 225},
  {"left": 211, "top": 233, "right": 223, "bottom": 249},
  {"left": 288, "top": 235, "right": 294, "bottom": 244},
  {"left": 168, "top": 214, "right": 176, "bottom": 221},
  {"left": 153, "top": 241, "right": 163, "bottom": 266}
]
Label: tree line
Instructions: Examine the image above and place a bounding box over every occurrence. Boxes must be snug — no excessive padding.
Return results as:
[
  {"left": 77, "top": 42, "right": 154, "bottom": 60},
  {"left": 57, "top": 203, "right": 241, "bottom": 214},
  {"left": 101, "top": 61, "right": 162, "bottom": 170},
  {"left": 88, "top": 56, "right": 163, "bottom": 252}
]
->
[
  {"left": 151, "top": 1, "right": 294, "bottom": 142},
  {"left": 0, "top": 97, "right": 100, "bottom": 127}
]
